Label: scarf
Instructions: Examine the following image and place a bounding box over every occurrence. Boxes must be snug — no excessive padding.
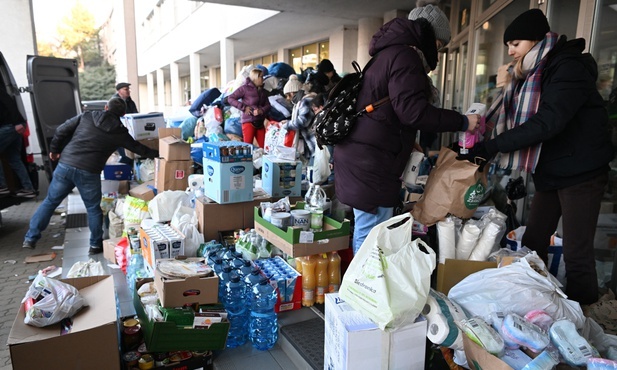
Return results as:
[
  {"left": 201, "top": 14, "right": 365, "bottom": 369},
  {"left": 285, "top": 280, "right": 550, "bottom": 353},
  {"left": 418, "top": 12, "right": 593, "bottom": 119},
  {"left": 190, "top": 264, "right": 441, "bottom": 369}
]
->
[{"left": 489, "top": 32, "right": 558, "bottom": 173}]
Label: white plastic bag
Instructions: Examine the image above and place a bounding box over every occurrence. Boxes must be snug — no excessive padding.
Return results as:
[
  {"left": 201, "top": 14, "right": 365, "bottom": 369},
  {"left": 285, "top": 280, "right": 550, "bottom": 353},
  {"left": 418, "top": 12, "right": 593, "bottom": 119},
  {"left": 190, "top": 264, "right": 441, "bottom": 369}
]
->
[
  {"left": 149, "top": 190, "right": 190, "bottom": 222},
  {"left": 67, "top": 258, "right": 106, "bottom": 278},
  {"left": 22, "top": 273, "right": 87, "bottom": 327},
  {"left": 311, "top": 145, "right": 331, "bottom": 185},
  {"left": 448, "top": 252, "right": 585, "bottom": 329},
  {"left": 170, "top": 202, "right": 203, "bottom": 257},
  {"left": 339, "top": 213, "right": 436, "bottom": 330}
]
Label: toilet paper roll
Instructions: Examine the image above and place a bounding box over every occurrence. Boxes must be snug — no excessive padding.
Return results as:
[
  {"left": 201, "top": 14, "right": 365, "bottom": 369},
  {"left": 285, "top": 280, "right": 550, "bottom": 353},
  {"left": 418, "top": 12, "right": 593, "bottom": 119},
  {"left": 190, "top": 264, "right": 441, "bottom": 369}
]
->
[
  {"left": 424, "top": 295, "right": 450, "bottom": 345},
  {"left": 456, "top": 221, "right": 481, "bottom": 260},
  {"left": 437, "top": 218, "right": 456, "bottom": 264},
  {"left": 469, "top": 221, "right": 502, "bottom": 261},
  {"left": 424, "top": 289, "right": 466, "bottom": 350}
]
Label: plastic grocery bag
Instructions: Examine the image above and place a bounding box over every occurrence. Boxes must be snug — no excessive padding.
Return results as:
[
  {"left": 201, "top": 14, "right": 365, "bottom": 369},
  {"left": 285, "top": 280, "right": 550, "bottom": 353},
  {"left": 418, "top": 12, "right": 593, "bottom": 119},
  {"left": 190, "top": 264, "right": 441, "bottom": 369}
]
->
[
  {"left": 311, "top": 144, "right": 331, "bottom": 185},
  {"left": 22, "top": 273, "right": 87, "bottom": 327},
  {"left": 170, "top": 203, "right": 203, "bottom": 257},
  {"left": 67, "top": 258, "right": 106, "bottom": 278},
  {"left": 448, "top": 252, "right": 585, "bottom": 329},
  {"left": 339, "top": 213, "right": 436, "bottom": 330},
  {"left": 149, "top": 190, "right": 190, "bottom": 222}
]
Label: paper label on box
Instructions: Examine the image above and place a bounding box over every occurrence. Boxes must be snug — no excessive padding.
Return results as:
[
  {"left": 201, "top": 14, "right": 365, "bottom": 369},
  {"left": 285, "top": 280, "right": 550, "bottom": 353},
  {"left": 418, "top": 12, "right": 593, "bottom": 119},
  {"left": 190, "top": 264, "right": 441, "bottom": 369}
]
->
[
  {"left": 230, "top": 175, "right": 245, "bottom": 189},
  {"left": 174, "top": 170, "right": 185, "bottom": 179},
  {"left": 299, "top": 231, "right": 314, "bottom": 243}
]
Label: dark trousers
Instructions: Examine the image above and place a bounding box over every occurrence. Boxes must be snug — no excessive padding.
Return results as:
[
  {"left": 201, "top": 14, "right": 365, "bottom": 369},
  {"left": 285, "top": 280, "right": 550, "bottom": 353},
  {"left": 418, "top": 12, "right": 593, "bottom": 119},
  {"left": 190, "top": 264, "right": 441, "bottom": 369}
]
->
[{"left": 522, "top": 172, "right": 608, "bottom": 304}]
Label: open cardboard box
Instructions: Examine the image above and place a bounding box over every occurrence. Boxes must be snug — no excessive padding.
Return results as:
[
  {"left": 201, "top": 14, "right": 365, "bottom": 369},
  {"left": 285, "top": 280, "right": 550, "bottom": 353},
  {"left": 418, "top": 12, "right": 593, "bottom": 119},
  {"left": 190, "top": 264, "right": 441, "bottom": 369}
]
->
[
  {"left": 8, "top": 275, "right": 120, "bottom": 370},
  {"left": 253, "top": 203, "right": 350, "bottom": 258}
]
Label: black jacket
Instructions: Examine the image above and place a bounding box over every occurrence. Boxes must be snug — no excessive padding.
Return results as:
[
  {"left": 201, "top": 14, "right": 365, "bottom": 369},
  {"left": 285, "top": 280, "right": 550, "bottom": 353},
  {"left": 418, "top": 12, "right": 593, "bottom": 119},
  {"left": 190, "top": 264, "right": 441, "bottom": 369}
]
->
[
  {"left": 111, "top": 92, "right": 139, "bottom": 114},
  {"left": 489, "top": 37, "right": 614, "bottom": 191},
  {"left": 50, "top": 111, "right": 158, "bottom": 174}
]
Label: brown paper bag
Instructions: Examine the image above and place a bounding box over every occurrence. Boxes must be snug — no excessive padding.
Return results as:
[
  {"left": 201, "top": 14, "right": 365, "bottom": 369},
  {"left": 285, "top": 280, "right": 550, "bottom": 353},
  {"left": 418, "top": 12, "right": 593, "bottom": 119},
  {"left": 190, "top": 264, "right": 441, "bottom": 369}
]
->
[{"left": 411, "top": 147, "right": 487, "bottom": 226}]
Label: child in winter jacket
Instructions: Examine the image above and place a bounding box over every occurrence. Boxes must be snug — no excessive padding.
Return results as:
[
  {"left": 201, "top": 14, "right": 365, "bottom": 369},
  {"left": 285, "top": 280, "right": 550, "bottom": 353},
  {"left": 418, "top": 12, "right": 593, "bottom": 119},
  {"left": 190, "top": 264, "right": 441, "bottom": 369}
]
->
[{"left": 227, "top": 68, "right": 271, "bottom": 148}]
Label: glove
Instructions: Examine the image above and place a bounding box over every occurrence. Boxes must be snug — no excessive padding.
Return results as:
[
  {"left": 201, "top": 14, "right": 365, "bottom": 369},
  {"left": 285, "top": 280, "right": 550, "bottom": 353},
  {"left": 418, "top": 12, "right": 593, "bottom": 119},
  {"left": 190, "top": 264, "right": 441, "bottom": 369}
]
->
[{"left": 455, "top": 141, "right": 495, "bottom": 172}]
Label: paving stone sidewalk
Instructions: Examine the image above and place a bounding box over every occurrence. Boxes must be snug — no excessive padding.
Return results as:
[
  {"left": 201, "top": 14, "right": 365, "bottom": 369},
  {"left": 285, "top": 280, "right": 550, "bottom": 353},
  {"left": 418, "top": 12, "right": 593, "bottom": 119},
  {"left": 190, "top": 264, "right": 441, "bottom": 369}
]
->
[{"left": 0, "top": 199, "right": 67, "bottom": 370}]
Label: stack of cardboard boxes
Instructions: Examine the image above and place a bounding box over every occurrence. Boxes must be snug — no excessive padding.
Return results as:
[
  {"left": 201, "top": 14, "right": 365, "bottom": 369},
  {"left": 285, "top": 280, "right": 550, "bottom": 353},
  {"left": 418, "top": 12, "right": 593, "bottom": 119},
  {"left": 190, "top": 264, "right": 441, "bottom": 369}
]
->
[{"left": 155, "top": 128, "right": 193, "bottom": 192}]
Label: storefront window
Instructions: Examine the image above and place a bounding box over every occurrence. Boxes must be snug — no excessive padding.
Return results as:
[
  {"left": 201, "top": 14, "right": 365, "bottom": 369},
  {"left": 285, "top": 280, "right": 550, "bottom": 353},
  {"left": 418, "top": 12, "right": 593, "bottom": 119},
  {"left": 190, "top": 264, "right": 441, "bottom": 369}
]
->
[
  {"left": 591, "top": 0, "right": 617, "bottom": 213},
  {"left": 458, "top": 0, "right": 472, "bottom": 33},
  {"left": 479, "top": 0, "right": 499, "bottom": 14},
  {"left": 288, "top": 41, "right": 329, "bottom": 73},
  {"left": 547, "top": 0, "right": 580, "bottom": 41},
  {"left": 473, "top": 1, "right": 529, "bottom": 106}
]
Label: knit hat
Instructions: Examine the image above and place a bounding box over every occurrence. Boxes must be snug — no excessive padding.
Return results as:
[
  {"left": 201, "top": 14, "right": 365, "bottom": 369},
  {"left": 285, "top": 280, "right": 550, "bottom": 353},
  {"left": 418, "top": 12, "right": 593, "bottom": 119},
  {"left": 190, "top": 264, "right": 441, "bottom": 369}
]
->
[
  {"left": 503, "top": 9, "right": 550, "bottom": 45},
  {"left": 317, "top": 59, "right": 335, "bottom": 73},
  {"left": 283, "top": 75, "right": 303, "bottom": 95},
  {"left": 408, "top": 0, "right": 451, "bottom": 45}
]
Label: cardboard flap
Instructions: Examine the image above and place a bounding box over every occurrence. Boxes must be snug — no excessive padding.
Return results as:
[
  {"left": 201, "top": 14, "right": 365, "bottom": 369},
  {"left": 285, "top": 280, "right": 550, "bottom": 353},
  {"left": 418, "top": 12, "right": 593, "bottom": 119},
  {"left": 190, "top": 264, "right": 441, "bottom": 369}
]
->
[
  {"left": 7, "top": 275, "right": 116, "bottom": 345},
  {"left": 158, "top": 127, "right": 181, "bottom": 139}
]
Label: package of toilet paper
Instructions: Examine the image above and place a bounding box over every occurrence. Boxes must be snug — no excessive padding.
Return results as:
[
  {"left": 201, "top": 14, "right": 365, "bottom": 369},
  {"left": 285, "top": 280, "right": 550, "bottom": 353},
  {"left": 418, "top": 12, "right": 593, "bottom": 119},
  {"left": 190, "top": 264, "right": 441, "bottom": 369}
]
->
[{"left": 423, "top": 289, "right": 467, "bottom": 350}]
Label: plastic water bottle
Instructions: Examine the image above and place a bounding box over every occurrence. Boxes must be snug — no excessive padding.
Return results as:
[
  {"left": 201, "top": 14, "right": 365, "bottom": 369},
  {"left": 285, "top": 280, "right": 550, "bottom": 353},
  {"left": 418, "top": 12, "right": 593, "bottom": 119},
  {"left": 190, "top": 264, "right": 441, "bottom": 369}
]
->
[
  {"left": 126, "top": 248, "right": 144, "bottom": 293},
  {"left": 224, "top": 274, "right": 249, "bottom": 348},
  {"left": 239, "top": 259, "right": 253, "bottom": 277},
  {"left": 249, "top": 277, "right": 278, "bottom": 350},
  {"left": 218, "top": 264, "right": 234, "bottom": 303},
  {"left": 309, "top": 184, "right": 327, "bottom": 232}
]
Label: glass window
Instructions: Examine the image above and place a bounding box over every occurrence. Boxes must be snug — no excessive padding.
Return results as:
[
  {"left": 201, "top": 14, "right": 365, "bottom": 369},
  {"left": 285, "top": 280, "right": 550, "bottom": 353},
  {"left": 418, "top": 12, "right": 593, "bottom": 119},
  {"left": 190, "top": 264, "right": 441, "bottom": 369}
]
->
[
  {"left": 303, "top": 43, "right": 318, "bottom": 70},
  {"left": 479, "top": 0, "right": 499, "bottom": 14},
  {"left": 473, "top": 1, "right": 530, "bottom": 106},
  {"left": 548, "top": 0, "right": 580, "bottom": 41},
  {"left": 319, "top": 42, "right": 329, "bottom": 63},
  {"left": 289, "top": 47, "right": 302, "bottom": 73},
  {"left": 591, "top": 0, "right": 617, "bottom": 213},
  {"left": 458, "top": 0, "right": 472, "bottom": 33}
]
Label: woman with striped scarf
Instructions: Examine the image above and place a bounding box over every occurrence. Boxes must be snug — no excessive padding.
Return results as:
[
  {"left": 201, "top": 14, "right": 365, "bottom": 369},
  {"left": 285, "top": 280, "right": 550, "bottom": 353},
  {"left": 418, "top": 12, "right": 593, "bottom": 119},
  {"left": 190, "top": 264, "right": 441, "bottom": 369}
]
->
[{"left": 458, "top": 9, "right": 614, "bottom": 304}]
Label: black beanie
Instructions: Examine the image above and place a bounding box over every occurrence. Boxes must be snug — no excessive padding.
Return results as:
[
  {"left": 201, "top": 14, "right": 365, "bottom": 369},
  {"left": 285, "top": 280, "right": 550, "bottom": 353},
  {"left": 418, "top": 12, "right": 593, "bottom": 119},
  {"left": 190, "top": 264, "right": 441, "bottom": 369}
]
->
[
  {"left": 503, "top": 9, "right": 550, "bottom": 45},
  {"left": 317, "top": 59, "right": 334, "bottom": 73}
]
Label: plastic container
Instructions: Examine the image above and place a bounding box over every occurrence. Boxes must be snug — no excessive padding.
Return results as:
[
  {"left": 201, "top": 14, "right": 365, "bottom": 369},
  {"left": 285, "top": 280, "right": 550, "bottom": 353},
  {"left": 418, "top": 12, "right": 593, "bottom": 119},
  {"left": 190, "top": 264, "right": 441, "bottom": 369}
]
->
[
  {"left": 239, "top": 259, "right": 253, "bottom": 277},
  {"left": 295, "top": 257, "right": 304, "bottom": 274},
  {"left": 301, "top": 255, "right": 317, "bottom": 307},
  {"left": 218, "top": 264, "right": 235, "bottom": 303},
  {"left": 308, "top": 185, "right": 327, "bottom": 232},
  {"left": 458, "top": 103, "right": 486, "bottom": 154},
  {"left": 315, "top": 254, "right": 329, "bottom": 304},
  {"left": 327, "top": 251, "right": 341, "bottom": 293},
  {"left": 249, "top": 278, "right": 279, "bottom": 351},
  {"left": 126, "top": 249, "right": 145, "bottom": 294},
  {"left": 223, "top": 274, "right": 249, "bottom": 348}
]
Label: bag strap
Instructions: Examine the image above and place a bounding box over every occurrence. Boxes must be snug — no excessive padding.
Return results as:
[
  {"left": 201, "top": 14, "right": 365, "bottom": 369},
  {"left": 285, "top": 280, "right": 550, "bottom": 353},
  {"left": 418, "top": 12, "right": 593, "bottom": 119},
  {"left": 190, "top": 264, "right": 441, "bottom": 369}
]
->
[{"left": 355, "top": 53, "right": 390, "bottom": 117}]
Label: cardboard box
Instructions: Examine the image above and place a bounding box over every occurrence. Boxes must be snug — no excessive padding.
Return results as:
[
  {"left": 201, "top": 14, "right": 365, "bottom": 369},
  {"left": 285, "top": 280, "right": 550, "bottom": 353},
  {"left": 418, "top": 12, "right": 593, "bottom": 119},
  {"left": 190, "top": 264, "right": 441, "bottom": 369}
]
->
[
  {"left": 129, "top": 180, "right": 157, "bottom": 201},
  {"left": 126, "top": 138, "right": 160, "bottom": 159},
  {"left": 101, "top": 179, "right": 129, "bottom": 194},
  {"left": 103, "top": 237, "right": 124, "bottom": 264},
  {"left": 203, "top": 141, "right": 252, "bottom": 163},
  {"left": 8, "top": 276, "right": 120, "bottom": 370},
  {"left": 253, "top": 205, "right": 350, "bottom": 258},
  {"left": 436, "top": 259, "right": 497, "bottom": 295},
  {"left": 261, "top": 155, "right": 302, "bottom": 197},
  {"left": 135, "top": 279, "right": 229, "bottom": 352},
  {"left": 463, "top": 335, "right": 513, "bottom": 370},
  {"left": 155, "top": 158, "right": 193, "bottom": 191},
  {"left": 160, "top": 135, "right": 190, "bottom": 161},
  {"left": 122, "top": 112, "right": 166, "bottom": 140},
  {"left": 202, "top": 158, "right": 253, "bottom": 204},
  {"left": 324, "top": 293, "right": 427, "bottom": 370},
  {"left": 103, "top": 163, "right": 132, "bottom": 180},
  {"left": 154, "top": 259, "right": 219, "bottom": 307},
  {"left": 195, "top": 191, "right": 271, "bottom": 241}
]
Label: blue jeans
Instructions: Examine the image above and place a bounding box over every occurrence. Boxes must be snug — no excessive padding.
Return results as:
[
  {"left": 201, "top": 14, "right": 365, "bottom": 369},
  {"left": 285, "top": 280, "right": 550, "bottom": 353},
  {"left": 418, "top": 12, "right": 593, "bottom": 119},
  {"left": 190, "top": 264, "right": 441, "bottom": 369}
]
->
[
  {"left": 352, "top": 207, "right": 393, "bottom": 254},
  {"left": 25, "top": 163, "right": 103, "bottom": 247},
  {"left": 0, "top": 125, "right": 34, "bottom": 190}
]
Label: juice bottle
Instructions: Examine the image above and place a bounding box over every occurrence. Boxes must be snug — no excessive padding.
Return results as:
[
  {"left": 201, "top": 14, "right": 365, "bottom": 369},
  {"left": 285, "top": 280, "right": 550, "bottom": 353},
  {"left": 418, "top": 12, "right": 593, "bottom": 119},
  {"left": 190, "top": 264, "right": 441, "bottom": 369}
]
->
[
  {"left": 328, "top": 251, "right": 341, "bottom": 293},
  {"left": 301, "top": 255, "right": 316, "bottom": 307},
  {"left": 295, "top": 257, "right": 304, "bottom": 274},
  {"left": 315, "top": 254, "right": 329, "bottom": 304}
]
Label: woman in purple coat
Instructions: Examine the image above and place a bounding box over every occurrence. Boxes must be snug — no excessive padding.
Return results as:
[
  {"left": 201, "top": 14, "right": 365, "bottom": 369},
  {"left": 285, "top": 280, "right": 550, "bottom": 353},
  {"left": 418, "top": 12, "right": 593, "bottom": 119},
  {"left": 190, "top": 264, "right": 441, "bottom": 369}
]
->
[
  {"left": 334, "top": 2, "right": 480, "bottom": 254},
  {"left": 227, "top": 68, "right": 271, "bottom": 148}
]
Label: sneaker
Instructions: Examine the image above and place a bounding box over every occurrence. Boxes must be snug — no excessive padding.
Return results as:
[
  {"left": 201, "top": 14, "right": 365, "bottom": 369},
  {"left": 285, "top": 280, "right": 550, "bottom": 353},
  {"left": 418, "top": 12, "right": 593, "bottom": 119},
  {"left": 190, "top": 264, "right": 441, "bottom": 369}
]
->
[
  {"left": 15, "top": 189, "right": 36, "bottom": 198},
  {"left": 88, "top": 246, "right": 103, "bottom": 255},
  {"left": 22, "top": 240, "right": 36, "bottom": 249},
  {"left": 0, "top": 187, "right": 9, "bottom": 195}
]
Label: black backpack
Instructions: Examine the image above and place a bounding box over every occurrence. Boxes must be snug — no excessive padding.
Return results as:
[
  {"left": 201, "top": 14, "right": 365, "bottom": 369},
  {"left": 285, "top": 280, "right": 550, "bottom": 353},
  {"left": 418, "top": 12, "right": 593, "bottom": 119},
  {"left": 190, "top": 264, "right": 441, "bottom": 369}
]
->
[{"left": 314, "top": 58, "right": 389, "bottom": 148}]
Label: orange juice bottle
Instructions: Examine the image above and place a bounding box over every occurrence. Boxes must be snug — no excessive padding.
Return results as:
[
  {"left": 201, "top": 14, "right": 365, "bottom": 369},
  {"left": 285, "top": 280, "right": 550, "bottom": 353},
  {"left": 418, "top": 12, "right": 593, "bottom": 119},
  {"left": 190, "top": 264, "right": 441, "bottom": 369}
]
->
[
  {"left": 328, "top": 251, "right": 341, "bottom": 293},
  {"left": 301, "top": 255, "right": 316, "bottom": 307},
  {"left": 295, "top": 257, "right": 304, "bottom": 274},
  {"left": 315, "top": 254, "right": 329, "bottom": 304}
]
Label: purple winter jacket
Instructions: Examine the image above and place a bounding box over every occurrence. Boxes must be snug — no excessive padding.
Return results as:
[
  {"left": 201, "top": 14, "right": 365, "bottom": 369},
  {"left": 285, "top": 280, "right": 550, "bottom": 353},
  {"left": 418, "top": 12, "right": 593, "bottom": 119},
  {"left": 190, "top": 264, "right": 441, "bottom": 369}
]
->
[
  {"left": 334, "top": 18, "right": 467, "bottom": 213},
  {"left": 227, "top": 77, "right": 271, "bottom": 127}
]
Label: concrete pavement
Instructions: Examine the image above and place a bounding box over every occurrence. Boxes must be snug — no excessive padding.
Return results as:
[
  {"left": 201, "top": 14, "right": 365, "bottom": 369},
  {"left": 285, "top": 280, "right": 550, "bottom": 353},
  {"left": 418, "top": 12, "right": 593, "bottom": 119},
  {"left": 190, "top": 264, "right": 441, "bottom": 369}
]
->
[{"left": 0, "top": 199, "right": 67, "bottom": 370}]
